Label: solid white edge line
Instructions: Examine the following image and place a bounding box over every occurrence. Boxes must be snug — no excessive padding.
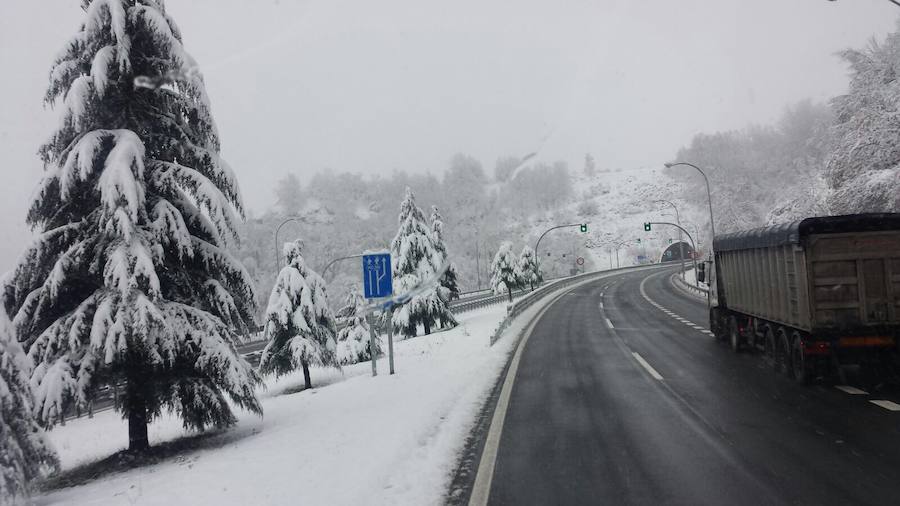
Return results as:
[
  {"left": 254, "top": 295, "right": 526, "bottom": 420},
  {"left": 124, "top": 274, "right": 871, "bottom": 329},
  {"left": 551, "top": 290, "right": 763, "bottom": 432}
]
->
[
  {"left": 835, "top": 385, "right": 868, "bottom": 395},
  {"left": 605, "top": 318, "right": 614, "bottom": 329},
  {"left": 870, "top": 400, "right": 900, "bottom": 411},
  {"left": 632, "top": 352, "right": 664, "bottom": 380},
  {"left": 468, "top": 295, "right": 559, "bottom": 506}
]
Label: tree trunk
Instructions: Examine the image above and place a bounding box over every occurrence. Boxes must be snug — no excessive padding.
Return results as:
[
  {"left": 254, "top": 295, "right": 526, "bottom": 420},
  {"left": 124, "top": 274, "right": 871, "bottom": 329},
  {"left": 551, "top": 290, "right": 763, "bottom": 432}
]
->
[
  {"left": 126, "top": 383, "right": 150, "bottom": 452},
  {"left": 302, "top": 361, "right": 312, "bottom": 389},
  {"left": 506, "top": 283, "right": 513, "bottom": 303},
  {"left": 424, "top": 320, "right": 432, "bottom": 335}
]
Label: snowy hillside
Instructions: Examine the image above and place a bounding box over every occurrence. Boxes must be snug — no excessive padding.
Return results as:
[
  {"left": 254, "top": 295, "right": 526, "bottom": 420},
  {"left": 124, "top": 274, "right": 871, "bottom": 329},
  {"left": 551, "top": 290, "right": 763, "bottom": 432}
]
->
[{"left": 513, "top": 166, "right": 707, "bottom": 276}]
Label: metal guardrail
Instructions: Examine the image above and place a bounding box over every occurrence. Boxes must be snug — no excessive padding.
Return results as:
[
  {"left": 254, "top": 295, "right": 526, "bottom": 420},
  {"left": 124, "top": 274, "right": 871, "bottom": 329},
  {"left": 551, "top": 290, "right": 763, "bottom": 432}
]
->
[{"left": 671, "top": 272, "right": 709, "bottom": 298}]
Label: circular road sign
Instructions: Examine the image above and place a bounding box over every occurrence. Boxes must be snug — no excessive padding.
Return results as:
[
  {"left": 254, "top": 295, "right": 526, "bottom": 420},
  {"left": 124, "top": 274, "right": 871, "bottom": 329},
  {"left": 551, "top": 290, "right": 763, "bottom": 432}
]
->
[{"left": 576, "top": 257, "right": 585, "bottom": 266}]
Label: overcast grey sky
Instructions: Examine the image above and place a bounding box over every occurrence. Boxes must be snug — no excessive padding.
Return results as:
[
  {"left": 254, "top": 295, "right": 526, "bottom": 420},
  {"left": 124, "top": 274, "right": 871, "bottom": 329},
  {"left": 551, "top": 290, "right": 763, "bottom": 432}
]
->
[{"left": 0, "top": 0, "right": 896, "bottom": 271}]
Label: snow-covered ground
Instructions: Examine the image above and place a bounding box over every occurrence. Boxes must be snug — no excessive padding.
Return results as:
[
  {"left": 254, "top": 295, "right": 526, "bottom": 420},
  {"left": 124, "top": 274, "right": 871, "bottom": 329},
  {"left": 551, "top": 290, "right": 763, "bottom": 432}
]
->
[{"left": 35, "top": 304, "right": 519, "bottom": 506}]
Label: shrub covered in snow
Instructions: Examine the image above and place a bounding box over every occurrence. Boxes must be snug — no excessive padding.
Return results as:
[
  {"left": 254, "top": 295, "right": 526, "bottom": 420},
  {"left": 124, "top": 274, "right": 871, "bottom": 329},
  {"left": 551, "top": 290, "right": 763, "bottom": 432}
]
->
[
  {"left": 335, "top": 285, "right": 380, "bottom": 365},
  {"left": 0, "top": 308, "right": 58, "bottom": 503},
  {"left": 3, "top": 0, "right": 261, "bottom": 452},
  {"left": 516, "top": 245, "right": 543, "bottom": 291},
  {"left": 491, "top": 242, "right": 522, "bottom": 302},
  {"left": 260, "top": 241, "right": 338, "bottom": 388}
]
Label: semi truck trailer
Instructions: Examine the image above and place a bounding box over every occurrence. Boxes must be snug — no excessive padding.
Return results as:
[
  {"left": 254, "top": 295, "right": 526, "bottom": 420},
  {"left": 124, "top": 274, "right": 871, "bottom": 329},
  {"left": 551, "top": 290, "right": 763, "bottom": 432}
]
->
[{"left": 702, "top": 213, "right": 900, "bottom": 383}]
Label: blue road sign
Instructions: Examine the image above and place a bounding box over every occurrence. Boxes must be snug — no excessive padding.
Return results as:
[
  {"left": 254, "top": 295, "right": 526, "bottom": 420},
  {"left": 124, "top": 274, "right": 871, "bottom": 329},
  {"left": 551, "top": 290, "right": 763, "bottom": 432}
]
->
[{"left": 362, "top": 253, "right": 393, "bottom": 299}]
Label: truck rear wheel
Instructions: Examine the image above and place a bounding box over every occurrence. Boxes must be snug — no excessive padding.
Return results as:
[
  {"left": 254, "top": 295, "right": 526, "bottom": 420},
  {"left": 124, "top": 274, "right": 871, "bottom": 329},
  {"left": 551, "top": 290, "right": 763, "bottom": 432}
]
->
[
  {"left": 729, "top": 316, "right": 742, "bottom": 353},
  {"left": 710, "top": 307, "right": 724, "bottom": 341},
  {"left": 764, "top": 327, "right": 776, "bottom": 367},
  {"left": 792, "top": 332, "right": 811, "bottom": 385},
  {"left": 776, "top": 328, "right": 792, "bottom": 378}
]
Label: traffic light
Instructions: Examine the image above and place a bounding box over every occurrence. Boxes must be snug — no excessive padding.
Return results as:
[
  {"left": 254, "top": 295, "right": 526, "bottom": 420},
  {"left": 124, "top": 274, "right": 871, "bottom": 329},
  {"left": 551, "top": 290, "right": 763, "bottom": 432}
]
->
[
  {"left": 668, "top": 238, "right": 673, "bottom": 244},
  {"left": 636, "top": 238, "right": 642, "bottom": 244},
  {"left": 643, "top": 222, "right": 652, "bottom": 232},
  {"left": 580, "top": 223, "right": 588, "bottom": 233}
]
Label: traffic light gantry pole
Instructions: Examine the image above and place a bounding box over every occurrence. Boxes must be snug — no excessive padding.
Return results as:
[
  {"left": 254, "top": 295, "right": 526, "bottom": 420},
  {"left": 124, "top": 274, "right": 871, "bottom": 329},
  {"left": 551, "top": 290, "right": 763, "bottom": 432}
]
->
[{"left": 534, "top": 223, "right": 589, "bottom": 262}]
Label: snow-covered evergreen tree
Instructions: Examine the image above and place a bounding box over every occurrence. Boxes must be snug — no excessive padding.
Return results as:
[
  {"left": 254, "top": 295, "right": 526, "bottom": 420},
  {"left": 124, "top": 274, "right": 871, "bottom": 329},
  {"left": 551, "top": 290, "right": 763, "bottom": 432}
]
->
[
  {"left": 430, "top": 206, "right": 459, "bottom": 329},
  {"left": 491, "top": 242, "right": 521, "bottom": 303},
  {"left": 391, "top": 188, "right": 450, "bottom": 338},
  {"left": 0, "top": 307, "right": 58, "bottom": 502},
  {"left": 4, "top": 0, "right": 261, "bottom": 452},
  {"left": 516, "top": 245, "right": 543, "bottom": 291},
  {"left": 260, "top": 241, "right": 338, "bottom": 389},
  {"left": 335, "top": 285, "right": 379, "bottom": 365}
]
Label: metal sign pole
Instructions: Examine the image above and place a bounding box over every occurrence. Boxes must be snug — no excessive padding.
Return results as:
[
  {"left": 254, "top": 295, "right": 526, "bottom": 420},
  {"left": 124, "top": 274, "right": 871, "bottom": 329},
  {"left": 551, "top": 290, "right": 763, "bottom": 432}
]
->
[
  {"left": 387, "top": 308, "right": 395, "bottom": 375},
  {"left": 367, "top": 312, "right": 377, "bottom": 377}
]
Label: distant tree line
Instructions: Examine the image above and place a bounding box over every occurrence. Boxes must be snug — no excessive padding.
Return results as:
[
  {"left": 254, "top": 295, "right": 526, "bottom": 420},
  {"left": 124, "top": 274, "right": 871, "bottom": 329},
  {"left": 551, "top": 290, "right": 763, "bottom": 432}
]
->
[{"left": 670, "top": 24, "right": 900, "bottom": 231}]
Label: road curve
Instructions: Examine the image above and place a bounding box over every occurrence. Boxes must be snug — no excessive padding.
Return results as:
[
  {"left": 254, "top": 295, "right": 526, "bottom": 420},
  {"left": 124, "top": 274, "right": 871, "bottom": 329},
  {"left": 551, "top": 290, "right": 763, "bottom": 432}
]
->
[{"left": 469, "top": 266, "right": 900, "bottom": 506}]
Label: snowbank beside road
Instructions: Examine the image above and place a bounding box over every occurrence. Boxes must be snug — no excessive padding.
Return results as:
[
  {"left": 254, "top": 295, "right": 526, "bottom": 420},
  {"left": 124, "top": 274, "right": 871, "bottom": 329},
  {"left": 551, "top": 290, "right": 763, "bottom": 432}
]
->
[{"left": 37, "top": 305, "right": 514, "bottom": 506}]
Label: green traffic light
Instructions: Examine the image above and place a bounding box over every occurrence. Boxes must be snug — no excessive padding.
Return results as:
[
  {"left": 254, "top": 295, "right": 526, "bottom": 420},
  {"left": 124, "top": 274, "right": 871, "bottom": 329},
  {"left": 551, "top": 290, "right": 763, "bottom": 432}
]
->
[
  {"left": 580, "top": 224, "right": 588, "bottom": 233},
  {"left": 643, "top": 222, "right": 652, "bottom": 232}
]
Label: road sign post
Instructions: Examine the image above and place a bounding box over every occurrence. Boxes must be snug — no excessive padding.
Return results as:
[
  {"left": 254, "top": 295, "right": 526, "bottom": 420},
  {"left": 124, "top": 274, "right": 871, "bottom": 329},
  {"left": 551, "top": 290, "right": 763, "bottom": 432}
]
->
[
  {"left": 366, "top": 313, "right": 378, "bottom": 377},
  {"left": 362, "top": 252, "right": 394, "bottom": 376},
  {"left": 387, "top": 307, "right": 395, "bottom": 374}
]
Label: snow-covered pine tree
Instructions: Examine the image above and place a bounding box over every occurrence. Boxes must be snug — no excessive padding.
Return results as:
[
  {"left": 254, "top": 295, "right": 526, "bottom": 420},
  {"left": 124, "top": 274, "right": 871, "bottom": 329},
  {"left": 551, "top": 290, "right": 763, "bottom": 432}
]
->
[
  {"left": 0, "top": 307, "right": 58, "bottom": 503},
  {"left": 491, "top": 242, "right": 521, "bottom": 303},
  {"left": 335, "top": 285, "right": 380, "bottom": 365},
  {"left": 4, "top": 0, "right": 261, "bottom": 452},
  {"left": 429, "top": 206, "right": 458, "bottom": 329},
  {"left": 516, "top": 245, "right": 543, "bottom": 291},
  {"left": 391, "top": 188, "right": 448, "bottom": 338},
  {"left": 260, "top": 241, "right": 338, "bottom": 389}
]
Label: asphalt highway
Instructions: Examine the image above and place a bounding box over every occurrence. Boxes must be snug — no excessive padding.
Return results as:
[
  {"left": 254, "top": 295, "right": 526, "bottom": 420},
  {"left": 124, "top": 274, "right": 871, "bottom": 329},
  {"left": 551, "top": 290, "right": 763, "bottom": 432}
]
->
[{"left": 474, "top": 266, "right": 900, "bottom": 506}]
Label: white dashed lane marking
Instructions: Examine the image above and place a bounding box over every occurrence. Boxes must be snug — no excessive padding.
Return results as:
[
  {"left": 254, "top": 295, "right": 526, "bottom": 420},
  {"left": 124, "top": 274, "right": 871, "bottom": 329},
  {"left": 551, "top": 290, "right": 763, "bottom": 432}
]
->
[
  {"left": 870, "top": 400, "right": 900, "bottom": 412},
  {"left": 605, "top": 318, "right": 615, "bottom": 329},
  {"left": 835, "top": 385, "right": 869, "bottom": 395},
  {"left": 633, "top": 352, "right": 664, "bottom": 380}
]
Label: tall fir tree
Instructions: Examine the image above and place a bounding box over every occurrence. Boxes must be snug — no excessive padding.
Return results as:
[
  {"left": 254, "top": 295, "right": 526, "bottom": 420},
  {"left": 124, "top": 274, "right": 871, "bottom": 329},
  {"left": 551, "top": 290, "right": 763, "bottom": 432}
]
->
[
  {"left": 391, "top": 188, "right": 451, "bottom": 338},
  {"left": 4, "top": 0, "right": 261, "bottom": 452},
  {"left": 260, "top": 241, "right": 338, "bottom": 389},
  {"left": 429, "top": 206, "right": 459, "bottom": 329},
  {"left": 491, "top": 241, "right": 521, "bottom": 303},
  {"left": 516, "top": 245, "right": 543, "bottom": 291},
  {"left": 335, "top": 284, "right": 380, "bottom": 365},
  {"left": 0, "top": 308, "right": 58, "bottom": 503}
]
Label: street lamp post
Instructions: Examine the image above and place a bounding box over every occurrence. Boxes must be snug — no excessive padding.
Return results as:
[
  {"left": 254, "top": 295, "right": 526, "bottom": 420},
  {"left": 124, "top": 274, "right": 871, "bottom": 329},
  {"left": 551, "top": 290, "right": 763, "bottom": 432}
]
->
[
  {"left": 534, "top": 223, "right": 590, "bottom": 279},
  {"left": 654, "top": 200, "right": 685, "bottom": 277},
  {"left": 664, "top": 162, "right": 716, "bottom": 251},
  {"left": 274, "top": 217, "right": 306, "bottom": 268}
]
